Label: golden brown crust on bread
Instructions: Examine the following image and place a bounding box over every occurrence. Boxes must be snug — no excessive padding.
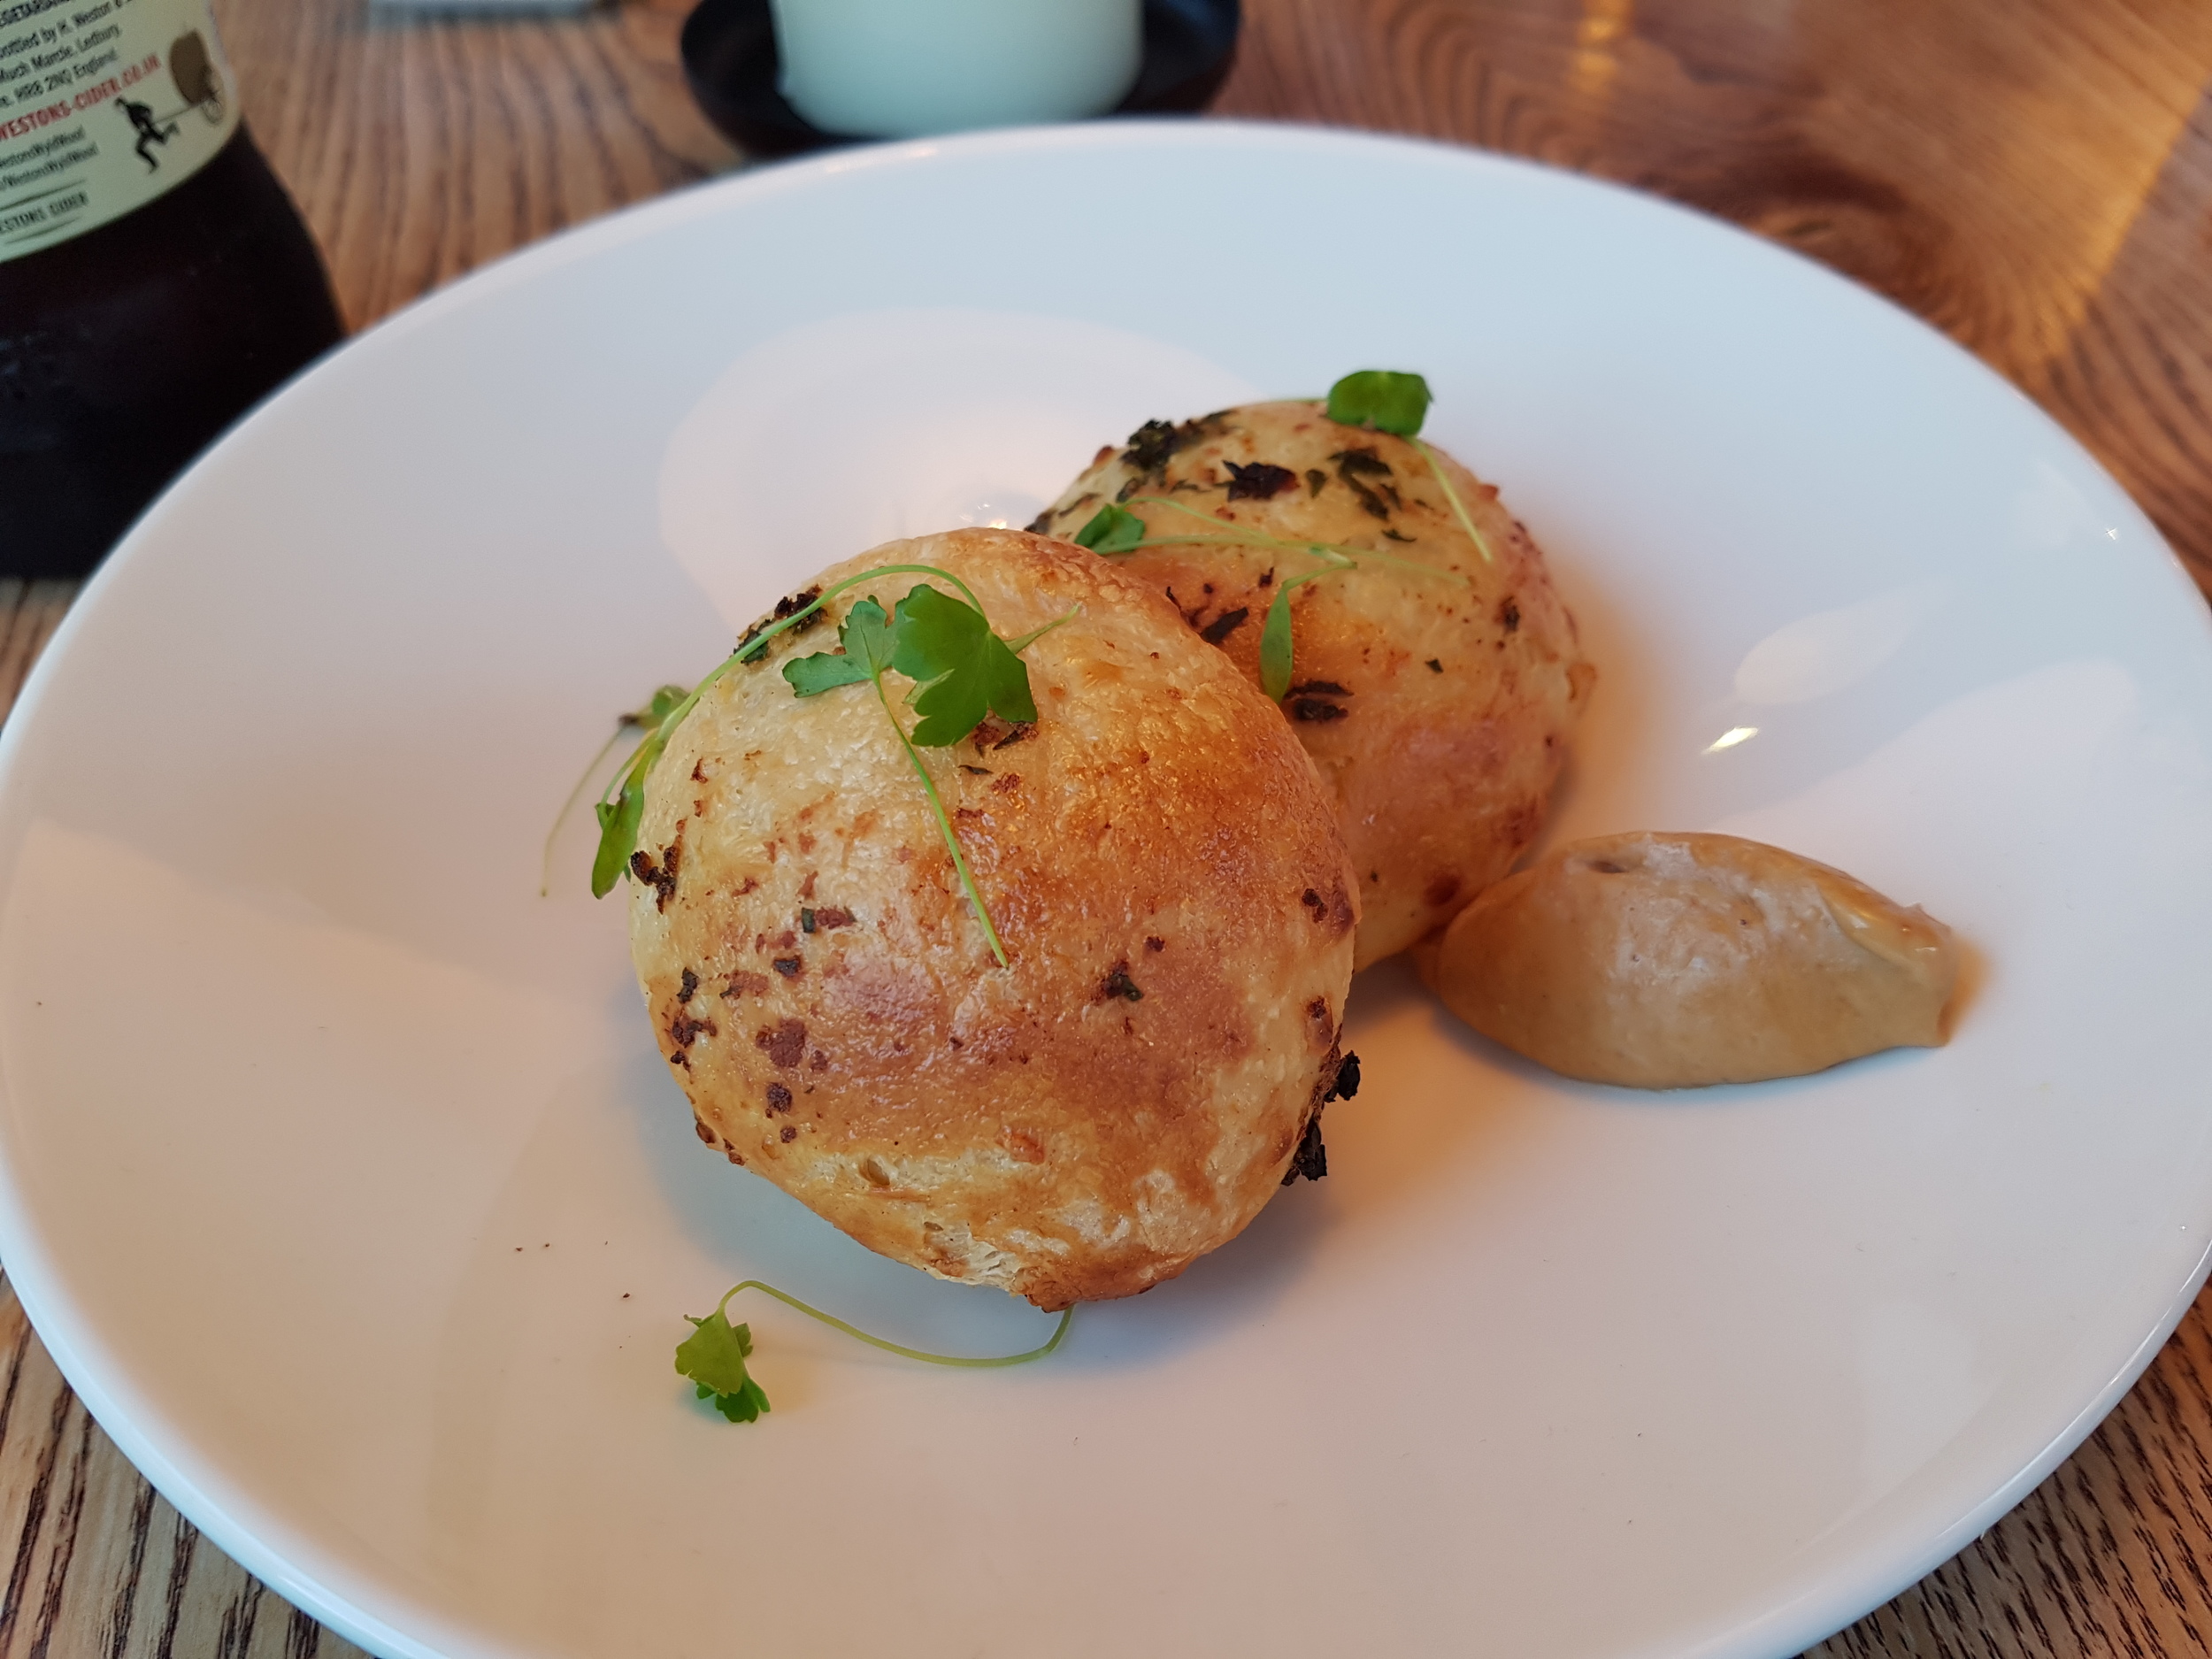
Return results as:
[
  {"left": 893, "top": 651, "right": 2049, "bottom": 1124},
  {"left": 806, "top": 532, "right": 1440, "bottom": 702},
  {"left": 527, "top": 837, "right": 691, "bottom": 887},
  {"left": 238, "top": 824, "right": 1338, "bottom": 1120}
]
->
[
  {"left": 1033, "top": 402, "right": 1593, "bottom": 969},
  {"left": 628, "top": 529, "right": 1358, "bottom": 1308},
  {"left": 1419, "top": 831, "right": 1957, "bottom": 1087}
]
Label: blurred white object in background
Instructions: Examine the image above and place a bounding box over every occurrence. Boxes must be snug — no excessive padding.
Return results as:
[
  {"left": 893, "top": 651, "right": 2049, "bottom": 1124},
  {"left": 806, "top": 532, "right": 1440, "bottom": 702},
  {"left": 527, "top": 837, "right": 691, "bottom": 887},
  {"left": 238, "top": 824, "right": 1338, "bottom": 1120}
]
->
[
  {"left": 771, "top": 0, "right": 1143, "bottom": 136},
  {"left": 371, "top": 0, "right": 595, "bottom": 11}
]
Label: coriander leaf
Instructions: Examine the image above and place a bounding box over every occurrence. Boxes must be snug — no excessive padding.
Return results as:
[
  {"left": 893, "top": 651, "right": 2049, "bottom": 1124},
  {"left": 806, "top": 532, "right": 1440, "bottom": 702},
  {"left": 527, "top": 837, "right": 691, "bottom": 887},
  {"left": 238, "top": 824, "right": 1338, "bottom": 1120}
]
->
[
  {"left": 783, "top": 650, "right": 869, "bottom": 696},
  {"left": 674, "top": 1307, "right": 755, "bottom": 1394},
  {"left": 772, "top": 584, "right": 1016, "bottom": 964},
  {"left": 635, "top": 684, "right": 688, "bottom": 726},
  {"left": 786, "top": 594, "right": 898, "bottom": 695},
  {"left": 591, "top": 782, "right": 644, "bottom": 898},
  {"left": 891, "top": 584, "right": 1038, "bottom": 747},
  {"left": 697, "top": 1379, "right": 770, "bottom": 1424},
  {"left": 676, "top": 1306, "right": 771, "bottom": 1423},
  {"left": 1326, "top": 370, "right": 1432, "bottom": 437},
  {"left": 540, "top": 685, "right": 689, "bottom": 898},
  {"left": 583, "top": 565, "right": 995, "bottom": 908},
  {"left": 1073, "top": 503, "right": 1147, "bottom": 554},
  {"left": 840, "top": 595, "right": 899, "bottom": 676},
  {"left": 1256, "top": 565, "right": 1340, "bottom": 703},
  {"left": 792, "top": 597, "right": 902, "bottom": 695},
  {"left": 1260, "top": 581, "right": 1295, "bottom": 703},
  {"left": 784, "top": 594, "right": 895, "bottom": 695}
]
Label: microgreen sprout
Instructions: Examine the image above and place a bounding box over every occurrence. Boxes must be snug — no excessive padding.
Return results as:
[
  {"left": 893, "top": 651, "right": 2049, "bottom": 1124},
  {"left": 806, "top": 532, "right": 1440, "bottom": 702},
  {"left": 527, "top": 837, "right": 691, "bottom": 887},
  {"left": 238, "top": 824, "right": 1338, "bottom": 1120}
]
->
[
  {"left": 1258, "top": 559, "right": 1345, "bottom": 702},
  {"left": 1068, "top": 371, "right": 1498, "bottom": 696},
  {"left": 676, "top": 1279, "right": 1075, "bottom": 1424},
  {"left": 1413, "top": 441, "right": 1494, "bottom": 565},
  {"left": 1325, "top": 370, "right": 1494, "bottom": 565},
  {"left": 1076, "top": 493, "right": 1463, "bottom": 701},
  {"left": 784, "top": 581, "right": 1074, "bottom": 966},
  {"left": 588, "top": 565, "right": 1071, "bottom": 966},
  {"left": 1325, "top": 369, "right": 1432, "bottom": 435},
  {"left": 1072, "top": 501, "right": 1147, "bottom": 554},
  {"left": 543, "top": 684, "right": 686, "bottom": 896}
]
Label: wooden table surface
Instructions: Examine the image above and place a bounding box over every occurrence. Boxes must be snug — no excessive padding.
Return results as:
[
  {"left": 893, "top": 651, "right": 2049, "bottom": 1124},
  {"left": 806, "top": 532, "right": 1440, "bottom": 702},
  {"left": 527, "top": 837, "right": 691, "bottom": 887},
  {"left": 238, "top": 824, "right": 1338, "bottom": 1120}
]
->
[{"left": 0, "top": 1, "right": 2208, "bottom": 1654}]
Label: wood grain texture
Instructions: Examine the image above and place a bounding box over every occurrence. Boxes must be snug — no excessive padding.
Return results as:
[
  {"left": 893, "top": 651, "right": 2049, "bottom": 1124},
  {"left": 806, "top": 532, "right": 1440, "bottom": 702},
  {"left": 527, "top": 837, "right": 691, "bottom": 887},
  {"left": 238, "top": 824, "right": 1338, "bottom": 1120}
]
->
[
  {"left": 210, "top": 0, "right": 740, "bottom": 330},
  {"left": 1816, "top": 1302, "right": 2212, "bottom": 1659},
  {"left": 2, "top": 2, "right": 2209, "bottom": 1655},
  {"left": 1212, "top": 0, "right": 2212, "bottom": 600},
  {"left": 0, "top": 1272, "right": 368, "bottom": 1659}
]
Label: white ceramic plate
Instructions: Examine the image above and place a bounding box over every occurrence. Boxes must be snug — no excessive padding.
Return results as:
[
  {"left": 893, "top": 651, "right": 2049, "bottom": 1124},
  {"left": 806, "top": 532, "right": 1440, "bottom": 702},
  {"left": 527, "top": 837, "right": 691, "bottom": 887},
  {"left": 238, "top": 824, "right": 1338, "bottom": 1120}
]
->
[{"left": 2, "top": 123, "right": 2209, "bottom": 1659}]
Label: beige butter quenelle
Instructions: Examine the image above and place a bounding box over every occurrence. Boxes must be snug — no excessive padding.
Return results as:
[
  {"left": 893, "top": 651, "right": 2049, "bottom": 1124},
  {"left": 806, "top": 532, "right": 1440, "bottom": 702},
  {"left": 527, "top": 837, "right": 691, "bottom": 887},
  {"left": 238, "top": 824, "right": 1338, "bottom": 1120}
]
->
[{"left": 1420, "top": 831, "right": 1959, "bottom": 1088}]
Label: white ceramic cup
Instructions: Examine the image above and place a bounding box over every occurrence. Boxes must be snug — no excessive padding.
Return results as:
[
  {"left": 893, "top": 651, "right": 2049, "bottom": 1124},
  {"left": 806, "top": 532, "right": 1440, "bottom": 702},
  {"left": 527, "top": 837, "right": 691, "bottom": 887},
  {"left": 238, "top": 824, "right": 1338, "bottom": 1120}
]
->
[{"left": 771, "top": 0, "right": 1144, "bottom": 138}]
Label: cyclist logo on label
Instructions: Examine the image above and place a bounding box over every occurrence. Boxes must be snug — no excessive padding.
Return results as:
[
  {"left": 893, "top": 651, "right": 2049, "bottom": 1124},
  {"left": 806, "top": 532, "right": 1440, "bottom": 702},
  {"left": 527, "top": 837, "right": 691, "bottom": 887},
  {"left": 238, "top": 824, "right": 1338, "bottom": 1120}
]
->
[{"left": 118, "top": 32, "right": 226, "bottom": 173}]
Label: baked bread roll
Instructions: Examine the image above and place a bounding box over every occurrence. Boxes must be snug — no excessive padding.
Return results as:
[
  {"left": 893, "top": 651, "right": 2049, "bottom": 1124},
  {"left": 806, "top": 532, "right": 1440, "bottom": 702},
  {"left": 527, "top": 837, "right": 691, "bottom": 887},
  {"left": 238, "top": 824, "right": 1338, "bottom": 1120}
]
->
[
  {"left": 627, "top": 528, "right": 1359, "bottom": 1310},
  {"left": 1419, "top": 831, "right": 1957, "bottom": 1087},
  {"left": 1032, "top": 400, "right": 1594, "bottom": 968}
]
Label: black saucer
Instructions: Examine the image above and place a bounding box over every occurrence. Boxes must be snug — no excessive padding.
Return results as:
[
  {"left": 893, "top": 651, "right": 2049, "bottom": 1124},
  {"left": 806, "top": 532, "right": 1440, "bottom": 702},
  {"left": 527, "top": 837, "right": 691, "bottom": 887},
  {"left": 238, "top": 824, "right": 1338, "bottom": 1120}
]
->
[{"left": 680, "top": 0, "right": 1241, "bottom": 159}]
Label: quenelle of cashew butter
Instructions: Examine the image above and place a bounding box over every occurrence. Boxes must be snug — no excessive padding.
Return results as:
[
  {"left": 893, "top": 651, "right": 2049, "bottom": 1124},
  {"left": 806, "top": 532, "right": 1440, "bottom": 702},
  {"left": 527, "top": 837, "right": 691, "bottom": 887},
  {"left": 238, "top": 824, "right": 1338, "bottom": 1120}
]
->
[{"left": 1419, "top": 831, "right": 1958, "bottom": 1088}]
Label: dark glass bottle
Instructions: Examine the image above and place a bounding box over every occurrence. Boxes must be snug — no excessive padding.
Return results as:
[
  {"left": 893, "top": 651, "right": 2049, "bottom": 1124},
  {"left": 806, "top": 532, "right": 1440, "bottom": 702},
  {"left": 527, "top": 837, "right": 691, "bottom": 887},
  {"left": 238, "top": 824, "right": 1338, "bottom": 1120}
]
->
[{"left": 0, "top": 14, "right": 341, "bottom": 579}]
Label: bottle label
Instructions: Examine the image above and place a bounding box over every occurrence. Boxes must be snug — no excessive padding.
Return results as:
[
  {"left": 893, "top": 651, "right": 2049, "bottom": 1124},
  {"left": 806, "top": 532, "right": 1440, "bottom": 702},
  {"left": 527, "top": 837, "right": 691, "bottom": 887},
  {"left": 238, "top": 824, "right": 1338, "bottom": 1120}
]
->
[{"left": 0, "top": 0, "right": 238, "bottom": 265}]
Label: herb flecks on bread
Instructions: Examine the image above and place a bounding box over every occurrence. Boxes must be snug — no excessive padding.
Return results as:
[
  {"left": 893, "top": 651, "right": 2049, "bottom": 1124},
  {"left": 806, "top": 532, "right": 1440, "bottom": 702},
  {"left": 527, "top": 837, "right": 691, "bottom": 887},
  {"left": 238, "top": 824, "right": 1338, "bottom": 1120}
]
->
[
  {"left": 1033, "top": 372, "right": 1594, "bottom": 968},
  {"left": 626, "top": 529, "right": 1360, "bottom": 1311}
]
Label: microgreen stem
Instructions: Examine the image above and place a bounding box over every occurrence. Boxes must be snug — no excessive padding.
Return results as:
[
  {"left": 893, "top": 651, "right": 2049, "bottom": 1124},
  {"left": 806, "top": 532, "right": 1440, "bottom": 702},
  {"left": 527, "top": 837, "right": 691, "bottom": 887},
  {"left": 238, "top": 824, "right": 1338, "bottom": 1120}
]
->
[
  {"left": 1003, "top": 604, "right": 1082, "bottom": 656},
  {"left": 589, "top": 563, "right": 1001, "bottom": 898},
  {"left": 1259, "top": 562, "right": 1346, "bottom": 701},
  {"left": 1089, "top": 476, "right": 1472, "bottom": 700},
  {"left": 737, "top": 563, "right": 989, "bottom": 666},
  {"left": 543, "top": 723, "right": 634, "bottom": 897},
  {"left": 1413, "top": 438, "right": 1494, "bottom": 565},
  {"left": 1136, "top": 531, "right": 1457, "bottom": 580},
  {"left": 638, "top": 561, "right": 994, "bottom": 782},
  {"left": 872, "top": 671, "right": 1010, "bottom": 968},
  {"left": 718, "top": 1280, "right": 1075, "bottom": 1368},
  {"left": 1124, "top": 495, "right": 1470, "bottom": 583}
]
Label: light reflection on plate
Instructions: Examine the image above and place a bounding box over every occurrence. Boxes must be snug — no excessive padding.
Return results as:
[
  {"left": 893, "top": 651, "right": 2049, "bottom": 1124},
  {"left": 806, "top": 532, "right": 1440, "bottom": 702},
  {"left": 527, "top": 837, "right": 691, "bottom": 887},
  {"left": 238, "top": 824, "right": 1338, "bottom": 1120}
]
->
[{"left": 659, "top": 307, "right": 1256, "bottom": 626}]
